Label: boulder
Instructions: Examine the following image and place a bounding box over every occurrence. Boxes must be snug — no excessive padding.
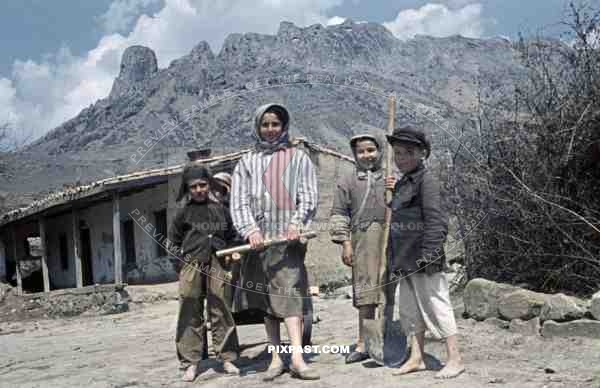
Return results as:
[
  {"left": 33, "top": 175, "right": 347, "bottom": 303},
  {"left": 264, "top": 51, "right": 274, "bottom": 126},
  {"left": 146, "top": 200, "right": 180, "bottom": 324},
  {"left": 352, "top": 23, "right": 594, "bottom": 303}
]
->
[
  {"left": 0, "top": 282, "right": 12, "bottom": 304},
  {"left": 539, "top": 293, "right": 588, "bottom": 322},
  {"left": 590, "top": 291, "right": 600, "bottom": 320},
  {"left": 463, "top": 278, "right": 517, "bottom": 320},
  {"left": 483, "top": 317, "right": 509, "bottom": 329},
  {"left": 541, "top": 319, "right": 600, "bottom": 339},
  {"left": 509, "top": 317, "right": 540, "bottom": 336},
  {"left": 100, "top": 289, "right": 130, "bottom": 315},
  {"left": 497, "top": 289, "right": 549, "bottom": 320}
]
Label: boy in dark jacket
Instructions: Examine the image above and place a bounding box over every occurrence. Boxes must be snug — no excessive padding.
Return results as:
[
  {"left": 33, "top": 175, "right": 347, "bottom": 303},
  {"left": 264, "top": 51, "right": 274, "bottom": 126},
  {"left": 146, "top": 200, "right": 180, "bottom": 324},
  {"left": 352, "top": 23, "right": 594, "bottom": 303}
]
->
[
  {"left": 384, "top": 126, "right": 465, "bottom": 379},
  {"left": 170, "top": 164, "right": 240, "bottom": 382}
]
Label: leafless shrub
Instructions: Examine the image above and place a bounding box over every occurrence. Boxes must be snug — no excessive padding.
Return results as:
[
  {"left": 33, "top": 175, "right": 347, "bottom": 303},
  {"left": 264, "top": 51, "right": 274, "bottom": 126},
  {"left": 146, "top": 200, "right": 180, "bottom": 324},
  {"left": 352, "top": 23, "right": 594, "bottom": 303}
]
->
[{"left": 450, "top": 1, "right": 600, "bottom": 295}]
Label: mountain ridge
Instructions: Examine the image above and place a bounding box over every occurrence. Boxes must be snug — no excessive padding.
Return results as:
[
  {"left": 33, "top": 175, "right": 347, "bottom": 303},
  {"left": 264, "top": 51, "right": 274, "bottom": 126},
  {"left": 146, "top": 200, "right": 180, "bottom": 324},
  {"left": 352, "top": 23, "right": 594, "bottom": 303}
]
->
[{"left": 2, "top": 20, "right": 528, "bottom": 206}]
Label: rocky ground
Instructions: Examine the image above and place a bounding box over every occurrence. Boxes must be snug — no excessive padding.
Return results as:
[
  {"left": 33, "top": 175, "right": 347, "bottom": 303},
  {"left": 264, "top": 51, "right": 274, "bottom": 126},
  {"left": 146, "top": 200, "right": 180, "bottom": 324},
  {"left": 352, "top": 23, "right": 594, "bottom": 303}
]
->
[{"left": 1, "top": 282, "right": 600, "bottom": 388}]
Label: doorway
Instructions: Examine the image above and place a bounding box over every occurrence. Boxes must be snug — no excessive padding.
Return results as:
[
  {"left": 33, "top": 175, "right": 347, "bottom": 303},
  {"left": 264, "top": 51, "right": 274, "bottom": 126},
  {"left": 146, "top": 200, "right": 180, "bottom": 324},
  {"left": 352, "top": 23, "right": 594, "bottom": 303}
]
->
[{"left": 80, "top": 228, "right": 93, "bottom": 286}]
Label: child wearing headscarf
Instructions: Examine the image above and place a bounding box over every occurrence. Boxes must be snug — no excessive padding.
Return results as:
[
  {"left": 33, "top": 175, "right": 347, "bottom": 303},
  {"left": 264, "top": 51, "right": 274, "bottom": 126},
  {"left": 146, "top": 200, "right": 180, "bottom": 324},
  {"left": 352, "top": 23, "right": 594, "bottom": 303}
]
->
[
  {"left": 170, "top": 164, "right": 240, "bottom": 381},
  {"left": 330, "top": 134, "right": 386, "bottom": 363}
]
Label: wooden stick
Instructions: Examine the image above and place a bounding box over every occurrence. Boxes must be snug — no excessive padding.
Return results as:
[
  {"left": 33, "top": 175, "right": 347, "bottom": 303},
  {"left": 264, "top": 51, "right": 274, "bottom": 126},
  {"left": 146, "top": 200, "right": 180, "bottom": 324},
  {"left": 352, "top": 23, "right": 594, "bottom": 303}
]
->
[
  {"left": 377, "top": 95, "right": 396, "bottom": 318},
  {"left": 216, "top": 230, "right": 318, "bottom": 258}
]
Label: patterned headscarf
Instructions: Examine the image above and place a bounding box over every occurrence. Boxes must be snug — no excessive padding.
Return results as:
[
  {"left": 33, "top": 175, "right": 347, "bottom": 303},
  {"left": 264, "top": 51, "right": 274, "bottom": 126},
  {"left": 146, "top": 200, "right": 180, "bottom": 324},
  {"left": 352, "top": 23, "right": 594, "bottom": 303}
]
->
[{"left": 253, "top": 103, "right": 290, "bottom": 153}]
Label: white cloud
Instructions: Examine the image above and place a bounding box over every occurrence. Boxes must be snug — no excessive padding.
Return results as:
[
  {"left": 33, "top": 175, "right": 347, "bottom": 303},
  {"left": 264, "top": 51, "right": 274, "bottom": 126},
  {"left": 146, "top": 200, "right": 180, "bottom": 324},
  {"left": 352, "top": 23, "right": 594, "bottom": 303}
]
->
[
  {"left": 98, "top": 0, "right": 164, "bottom": 33},
  {"left": 0, "top": 78, "right": 18, "bottom": 124},
  {"left": 326, "top": 16, "right": 346, "bottom": 26},
  {"left": 443, "top": 0, "right": 479, "bottom": 8},
  {"left": 0, "top": 0, "right": 343, "bottom": 144},
  {"left": 3, "top": 37, "right": 128, "bottom": 141},
  {"left": 383, "top": 3, "right": 485, "bottom": 40}
]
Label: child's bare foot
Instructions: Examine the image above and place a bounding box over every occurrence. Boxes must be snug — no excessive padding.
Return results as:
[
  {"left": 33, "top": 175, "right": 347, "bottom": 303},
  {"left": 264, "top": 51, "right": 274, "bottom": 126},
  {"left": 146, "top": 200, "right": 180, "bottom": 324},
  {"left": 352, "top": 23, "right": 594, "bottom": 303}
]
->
[
  {"left": 435, "top": 359, "right": 465, "bottom": 379},
  {"left": 391, "top": 359, "right": 426, "bottom": 376},
  {"left": 182, "top": 364, "right": 198, "bottom": 382},
  {"left": 263, "top": 358, "right": 286, "bottom": 382},
  {"left": 223, "top": 361, "right": 240, "bottom": 375}
]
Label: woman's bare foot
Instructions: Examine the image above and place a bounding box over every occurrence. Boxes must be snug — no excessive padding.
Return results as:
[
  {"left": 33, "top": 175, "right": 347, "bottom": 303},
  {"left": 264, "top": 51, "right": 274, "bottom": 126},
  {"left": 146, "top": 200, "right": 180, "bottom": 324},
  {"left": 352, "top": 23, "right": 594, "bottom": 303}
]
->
[
  {"left": 290, "top": 354, "right": 309, "bottom": 372},
  {"left": 391, "top": 359, "right": 426, "bottom": 376},
  {"left": 182, "top": 364, "right": 198, "bottom": 382},
  {"left": 435, "top": 359, "right": 465, "bottom": 379}
]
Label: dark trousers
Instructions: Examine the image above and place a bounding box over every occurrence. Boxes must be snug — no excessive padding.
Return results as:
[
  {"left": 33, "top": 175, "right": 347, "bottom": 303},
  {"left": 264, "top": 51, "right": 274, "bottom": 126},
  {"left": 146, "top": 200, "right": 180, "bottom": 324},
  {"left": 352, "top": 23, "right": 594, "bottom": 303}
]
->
[{"left": 176, "top": 256, "right": 239, "bottom": 366}]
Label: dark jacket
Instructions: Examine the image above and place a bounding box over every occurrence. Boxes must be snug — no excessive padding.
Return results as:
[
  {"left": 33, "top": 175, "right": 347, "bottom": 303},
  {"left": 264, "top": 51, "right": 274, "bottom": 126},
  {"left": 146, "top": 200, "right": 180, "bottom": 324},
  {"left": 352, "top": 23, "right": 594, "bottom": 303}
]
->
[
  {"left": 168, "top": 200, "right": 235, "bottom": 269},
  {"left": 388, "top": 163, "right": 448, "bottom": 274}
]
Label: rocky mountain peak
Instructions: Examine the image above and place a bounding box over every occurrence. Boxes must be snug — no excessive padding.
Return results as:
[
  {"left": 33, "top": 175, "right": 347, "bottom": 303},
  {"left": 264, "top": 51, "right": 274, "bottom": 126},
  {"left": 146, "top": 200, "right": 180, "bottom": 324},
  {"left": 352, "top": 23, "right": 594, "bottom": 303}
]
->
[
  {"left": 188, "top": 41, "right": 215, "bottom": 64},
  {"left": 109, "top": 45, "right": 158, "bottom": 100},
  {"left": 277, "top": 21, "right": 302, "bottom": 37}
]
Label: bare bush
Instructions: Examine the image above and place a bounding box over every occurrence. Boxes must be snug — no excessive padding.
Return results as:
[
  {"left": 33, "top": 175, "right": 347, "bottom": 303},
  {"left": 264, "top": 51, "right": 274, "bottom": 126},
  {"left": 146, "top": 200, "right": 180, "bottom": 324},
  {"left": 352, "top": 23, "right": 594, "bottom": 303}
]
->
[{"left": 450, "top": 1, "right": 600, "bottom": 295}]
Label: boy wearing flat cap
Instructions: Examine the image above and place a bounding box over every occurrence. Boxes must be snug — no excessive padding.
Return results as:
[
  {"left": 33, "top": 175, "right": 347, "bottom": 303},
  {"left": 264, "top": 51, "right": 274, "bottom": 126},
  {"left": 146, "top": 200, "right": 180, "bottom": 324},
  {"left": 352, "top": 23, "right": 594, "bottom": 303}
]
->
[{"left": 384, "top": 125, "right": 465, "bottom": 379}]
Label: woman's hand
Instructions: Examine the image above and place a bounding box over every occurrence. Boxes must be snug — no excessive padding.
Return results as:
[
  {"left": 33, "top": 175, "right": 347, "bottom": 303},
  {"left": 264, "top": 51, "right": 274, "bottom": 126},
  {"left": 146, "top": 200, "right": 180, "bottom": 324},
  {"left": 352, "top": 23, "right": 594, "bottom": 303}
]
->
[
  {"left": 341, "top": 241, "right": 353, "bottom": 267},
  {"left": 248, "top": 230, "right": 265, "bottom": 250},
  {"left": 385, "top": 176, "right": 397, "bottom": 190},
  {"left": 286, "top": 223, "right": 300, "bottom": 241}
]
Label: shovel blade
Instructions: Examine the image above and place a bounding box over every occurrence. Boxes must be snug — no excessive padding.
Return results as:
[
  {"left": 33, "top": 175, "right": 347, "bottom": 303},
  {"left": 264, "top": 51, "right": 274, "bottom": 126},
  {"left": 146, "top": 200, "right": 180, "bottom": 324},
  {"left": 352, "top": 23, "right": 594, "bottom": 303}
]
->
[{"left": 364, "top": 318, "right": 407, "bottom": 367}]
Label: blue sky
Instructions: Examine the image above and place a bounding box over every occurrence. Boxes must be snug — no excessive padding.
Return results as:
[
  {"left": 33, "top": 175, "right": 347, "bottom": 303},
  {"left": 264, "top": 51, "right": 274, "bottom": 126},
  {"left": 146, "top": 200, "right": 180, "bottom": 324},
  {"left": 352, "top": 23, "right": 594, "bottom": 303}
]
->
[{"left": 0, "top": 0, "right": 574, "bottom": 142}]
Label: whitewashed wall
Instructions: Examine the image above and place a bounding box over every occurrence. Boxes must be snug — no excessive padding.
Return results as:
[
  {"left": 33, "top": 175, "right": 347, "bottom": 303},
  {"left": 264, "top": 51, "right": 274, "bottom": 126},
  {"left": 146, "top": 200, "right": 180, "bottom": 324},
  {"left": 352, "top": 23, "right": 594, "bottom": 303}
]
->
[
  {"left": 1, "top": 151, "right": 358, "bottom": 290},
  {"left": 119, "top": 183, "right": 175, "bottom": 284},
  {"left": 45, "top": 212, "right": 76, "bottom": 288}
]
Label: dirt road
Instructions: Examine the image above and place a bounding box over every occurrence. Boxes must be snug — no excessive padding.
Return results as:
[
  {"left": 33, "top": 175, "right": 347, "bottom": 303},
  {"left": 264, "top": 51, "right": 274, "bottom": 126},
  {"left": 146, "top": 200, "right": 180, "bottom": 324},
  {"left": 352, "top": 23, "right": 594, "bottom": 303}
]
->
[{"left": 1, "top": 284, "right": 599, "bottom": 388}]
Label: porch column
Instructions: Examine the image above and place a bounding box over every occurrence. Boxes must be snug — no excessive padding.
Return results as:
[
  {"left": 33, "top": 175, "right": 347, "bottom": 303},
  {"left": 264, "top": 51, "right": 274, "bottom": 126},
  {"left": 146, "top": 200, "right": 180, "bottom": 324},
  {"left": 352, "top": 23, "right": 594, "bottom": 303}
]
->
[
  {"left": 11, "top": 226, "right": 22, "bottom": 295},
  {"left": 0, "top": 239, "right": 6, "bottom": 282},
  {"left": 112, "top": 192, "right": 123, "bottom": 284},
  {"left": 72, "top": 209, "right": 83, "bottom": 288},
  {"left": 39, "top": 217, "right": 50, "bottom": 292}
]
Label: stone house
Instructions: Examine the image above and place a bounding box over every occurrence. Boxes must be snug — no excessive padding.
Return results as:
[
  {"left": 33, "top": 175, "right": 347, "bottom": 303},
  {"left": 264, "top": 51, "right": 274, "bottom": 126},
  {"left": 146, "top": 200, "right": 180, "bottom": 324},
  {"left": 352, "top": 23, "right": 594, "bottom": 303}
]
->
[{"left": 0, "top": 139, "right": 354, "bottom": 295}]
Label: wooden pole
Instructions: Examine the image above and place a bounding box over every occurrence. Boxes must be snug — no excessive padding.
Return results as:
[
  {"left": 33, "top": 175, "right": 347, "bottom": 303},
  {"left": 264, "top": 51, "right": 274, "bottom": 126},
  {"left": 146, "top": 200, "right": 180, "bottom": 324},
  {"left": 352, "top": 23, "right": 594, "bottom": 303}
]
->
[
  {"left": 39, "top": 217, "right": 50, "bottom": 292},
  {"left": 72, "top": 209, "right": 83, "bottom": 288},
  {"left": 216, "top": 231, "right": 318, "bottom": 258},
  {"left": 11, "top": 226, "right": 22, "bottom": 295},
  {"left": 112, "top": 192, "right": 123, "bottom": 285},
  {"left": 377, "top": 95, "right": 396, "bottom": 318}
]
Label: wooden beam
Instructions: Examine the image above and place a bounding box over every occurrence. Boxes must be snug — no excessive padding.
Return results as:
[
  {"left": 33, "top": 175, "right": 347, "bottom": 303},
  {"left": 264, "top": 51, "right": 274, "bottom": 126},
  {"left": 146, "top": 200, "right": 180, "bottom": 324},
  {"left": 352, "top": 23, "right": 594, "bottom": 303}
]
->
[
  {"left": 11, "top": 227, "right": 22, "bottom": 296},
  {"left": 112, "top": 192, "right": 122, "bottom": 284},
  {"left": 72, "top": 209, "right": 83, "bottom": 288},
  {"left": 39, "top": 217, "right": 50, "bottom": 292}
]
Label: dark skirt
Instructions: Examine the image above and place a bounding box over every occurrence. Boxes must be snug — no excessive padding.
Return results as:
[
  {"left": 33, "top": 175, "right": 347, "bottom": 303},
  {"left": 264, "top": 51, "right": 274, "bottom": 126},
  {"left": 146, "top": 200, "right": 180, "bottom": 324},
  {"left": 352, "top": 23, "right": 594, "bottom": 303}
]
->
[{"left": 234, "top": 241, "right": 311, "bottom": 319}]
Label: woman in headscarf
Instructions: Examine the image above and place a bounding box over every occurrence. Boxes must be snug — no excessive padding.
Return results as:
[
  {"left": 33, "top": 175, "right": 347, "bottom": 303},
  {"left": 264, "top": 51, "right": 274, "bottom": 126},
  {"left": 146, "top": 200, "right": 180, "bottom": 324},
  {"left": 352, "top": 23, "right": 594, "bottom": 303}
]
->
[
  {"left": 330, "top": 134, "right": 386, "bottom": 364},
  {"left": 230, "top": 103, "right": 319, "bottom": 380}
]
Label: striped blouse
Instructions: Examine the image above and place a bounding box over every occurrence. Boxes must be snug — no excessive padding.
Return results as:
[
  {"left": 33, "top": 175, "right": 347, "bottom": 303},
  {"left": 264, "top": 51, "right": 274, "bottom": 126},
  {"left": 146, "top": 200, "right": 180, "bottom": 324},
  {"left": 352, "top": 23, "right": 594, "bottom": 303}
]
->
[{"left": 230, "top": 146, "right": 319, "bottom": 239}]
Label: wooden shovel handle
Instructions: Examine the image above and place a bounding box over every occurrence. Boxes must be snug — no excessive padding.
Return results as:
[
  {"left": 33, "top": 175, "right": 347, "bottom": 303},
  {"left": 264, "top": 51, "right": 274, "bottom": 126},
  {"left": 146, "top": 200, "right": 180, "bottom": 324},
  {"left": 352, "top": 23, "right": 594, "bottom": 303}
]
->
[{"left": 216, "top": 230, "right": 318, "bottom": 259}]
